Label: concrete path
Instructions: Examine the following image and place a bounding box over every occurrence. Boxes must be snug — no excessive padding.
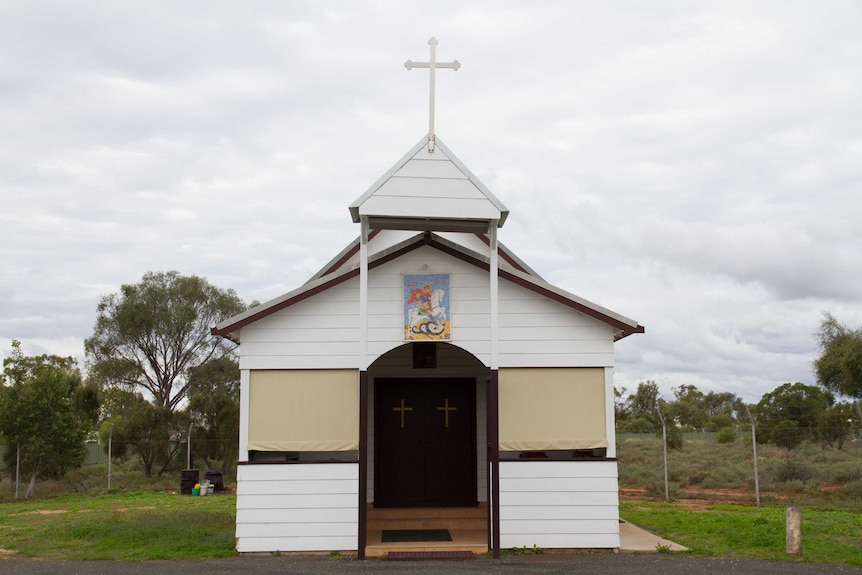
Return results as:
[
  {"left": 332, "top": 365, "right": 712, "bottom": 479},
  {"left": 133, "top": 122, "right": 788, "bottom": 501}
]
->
[{"left": 619, "top": 519, "right": 689, "bottom": 553}]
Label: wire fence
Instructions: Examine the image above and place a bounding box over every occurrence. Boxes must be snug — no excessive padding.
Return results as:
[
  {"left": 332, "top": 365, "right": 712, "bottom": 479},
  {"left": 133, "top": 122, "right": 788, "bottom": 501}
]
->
[
  {"left": 3, "top": 427, "right": 860, "bottom": 503},
  {"left": 616, "top": 425, "right": 862, "bottom": 505}
]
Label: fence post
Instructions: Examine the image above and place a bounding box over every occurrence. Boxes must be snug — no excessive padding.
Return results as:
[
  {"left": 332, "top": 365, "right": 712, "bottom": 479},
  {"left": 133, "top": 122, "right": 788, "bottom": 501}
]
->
[
  {"left": 108, "top": 423, "right": 114, "bottom": 490},
  {"left": 656, "top": 407, "right": 669, "bottom": 502},
  {"left": 187, "top": 422, "right": 194, "bottom": 470},
  {"left": 15, "top": 444, "right": 20, "bottom": 499},
  {"left": 745, "top": 406, "right": 760, "bottom": 507}
]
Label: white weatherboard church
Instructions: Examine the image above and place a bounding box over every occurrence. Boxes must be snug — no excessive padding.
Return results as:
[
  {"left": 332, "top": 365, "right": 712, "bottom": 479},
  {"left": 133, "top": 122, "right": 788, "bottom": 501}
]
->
[{"left": 213, "top": 38, "right": 643, "bottom": 558}]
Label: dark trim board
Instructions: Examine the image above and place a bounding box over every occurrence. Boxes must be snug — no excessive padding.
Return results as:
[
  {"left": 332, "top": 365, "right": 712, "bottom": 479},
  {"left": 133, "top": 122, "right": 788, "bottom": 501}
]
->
[
  {"left": 358, "top": 371, "right": 368, "bottom": 559},
  {"left": 238, "top": 459, "right": 358, "bottom": 465}
]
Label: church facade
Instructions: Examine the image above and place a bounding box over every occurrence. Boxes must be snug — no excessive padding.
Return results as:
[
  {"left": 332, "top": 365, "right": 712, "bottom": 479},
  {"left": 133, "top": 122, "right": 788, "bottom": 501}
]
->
[{"left": 213, "top": 135, "right": 644, "bottom": 557}]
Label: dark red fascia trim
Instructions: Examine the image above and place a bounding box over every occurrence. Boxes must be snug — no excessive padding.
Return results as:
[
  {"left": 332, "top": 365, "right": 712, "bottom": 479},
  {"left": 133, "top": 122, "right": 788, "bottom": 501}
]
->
[
  {"left": 212, "top": 269, "right": 360, "bottom": 337},
  {"left": 213, "top": 233, "right": 644, "bottom": 339},
  {"left": 429, "top": 237, "right": 644, "bottom": 338},
  {"left": 320, "top": 229, "right": 381, "bottom": 277},
  {"left": 473, "top": 233, "right": 529, "bottom": 274},
  {"left": 211, "top": 233, "right": 425, "bottom": 337}
]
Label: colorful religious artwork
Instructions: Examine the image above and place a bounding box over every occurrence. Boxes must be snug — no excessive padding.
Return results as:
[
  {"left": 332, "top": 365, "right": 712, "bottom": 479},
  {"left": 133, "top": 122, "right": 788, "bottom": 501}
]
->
[{"left": 403, "top": 273, "right": 451, "bottom": 340}]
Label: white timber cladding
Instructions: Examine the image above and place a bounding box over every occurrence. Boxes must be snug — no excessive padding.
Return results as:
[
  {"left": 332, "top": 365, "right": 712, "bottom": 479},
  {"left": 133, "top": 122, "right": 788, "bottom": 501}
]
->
[
  {"left": 353, "top": 141, "right": 505, "bottom": 223},
  {"left": 237, "top": 240, "right": 615, "bottom": 371},
  {"left": 369, "top": 245, "right": 616, "bottom": 366},
  {"left": 235, "top": 464, "right": 358, "bottom": 553},
  {"left": 238, "top": 282, "right": 360, "bottom": 370},
  {"left": 247, "top": 370, "right": 359, "bottom": 452},
  {"left": 499, "top": 461, "right": 621, "bottom": 549},
  {"left": 498, "top": 368, "right": 607, "bottom": 451}
]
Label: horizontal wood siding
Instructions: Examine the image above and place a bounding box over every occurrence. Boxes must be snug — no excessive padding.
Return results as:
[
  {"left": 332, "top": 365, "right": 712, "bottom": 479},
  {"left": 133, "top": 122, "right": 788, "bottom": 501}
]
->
[
  {"left": 237, "top": 243, "right": 616, "bottom": 370},
  {"left": 498, "top": 285, "right": 616, "bottom": 368},
  {"left": 499, "top": 461, "right": 620, "bottom": 549},
  {"left": 238, "top": 282, "right": 360, "bottom": 370},
  {"left": 366, "top": 246, "right": 492, "bottom": 363},
  {"left": 235, "top": 464, "right": 358, "bottom": 553}
]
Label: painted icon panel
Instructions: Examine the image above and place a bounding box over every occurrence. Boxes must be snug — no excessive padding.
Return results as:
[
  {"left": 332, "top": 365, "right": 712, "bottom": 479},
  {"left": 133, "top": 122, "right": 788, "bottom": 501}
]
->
[{"left": 403, "top": 273, "right": 450, "bottom": 340}]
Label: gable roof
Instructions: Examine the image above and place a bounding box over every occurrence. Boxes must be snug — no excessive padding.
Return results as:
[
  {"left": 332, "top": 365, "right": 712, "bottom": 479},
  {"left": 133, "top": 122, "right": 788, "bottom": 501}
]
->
[
  {"left": 308, "top": 231, "right": 542, "bottom": 283},
  {"left": 348, "top": 136, "right": 509, "bottom": 232},
  {"left": 212, "top": 231, "right": 644, "bottom": 342}
]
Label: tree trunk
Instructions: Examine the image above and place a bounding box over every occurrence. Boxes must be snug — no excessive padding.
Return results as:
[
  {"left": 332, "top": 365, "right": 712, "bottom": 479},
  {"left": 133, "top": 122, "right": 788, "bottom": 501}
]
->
[{"left": 25, "top": 473, "right": 37, "bottom": 499}]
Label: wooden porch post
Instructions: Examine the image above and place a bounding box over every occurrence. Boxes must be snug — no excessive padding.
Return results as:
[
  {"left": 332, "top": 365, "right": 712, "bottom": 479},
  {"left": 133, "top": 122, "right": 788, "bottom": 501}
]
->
[
  {"left": 358, "top": 218, "right": 369, "bottom": 559},
  {"left": 488, "top": 370, "right": 500, "bottom": 558},
  {"left": 358, "top": 371, "right": 368, "bottom": 559}
]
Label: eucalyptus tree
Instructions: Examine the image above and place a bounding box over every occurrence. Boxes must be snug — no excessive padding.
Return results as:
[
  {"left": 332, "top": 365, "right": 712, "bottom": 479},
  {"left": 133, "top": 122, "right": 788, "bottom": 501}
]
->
[
  {"left": 85, "top": 271, "right": 245, "bottom": 411},
  {"left": 814, "top": 312, "right": 862, "bottom": 399}
]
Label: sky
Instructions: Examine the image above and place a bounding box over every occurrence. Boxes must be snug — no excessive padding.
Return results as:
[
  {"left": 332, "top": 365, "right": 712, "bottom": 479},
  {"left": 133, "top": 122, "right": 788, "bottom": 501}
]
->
[{"left": 2, "top": 1, "right": 860, "bottom": 404}]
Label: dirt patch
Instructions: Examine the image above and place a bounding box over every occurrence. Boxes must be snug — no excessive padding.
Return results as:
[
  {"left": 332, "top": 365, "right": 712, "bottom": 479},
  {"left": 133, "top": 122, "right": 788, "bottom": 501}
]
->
[
  {"left": 111, "top": 505, "right": 158, "bottom": 512},
  {"left": 14, "top": 509, "right": 68, "bottom": 516},
  {"left": 0, "top": 548, "right": 16, "bottom": 557},
  {"left": 622, "top": 486, "right": 788, "bottom": 509}
]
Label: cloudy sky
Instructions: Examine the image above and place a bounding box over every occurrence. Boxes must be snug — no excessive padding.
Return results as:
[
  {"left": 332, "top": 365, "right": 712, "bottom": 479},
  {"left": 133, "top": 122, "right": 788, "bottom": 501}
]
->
[{"left": 2, "top": 1, "right": 860, "bottom": 403}]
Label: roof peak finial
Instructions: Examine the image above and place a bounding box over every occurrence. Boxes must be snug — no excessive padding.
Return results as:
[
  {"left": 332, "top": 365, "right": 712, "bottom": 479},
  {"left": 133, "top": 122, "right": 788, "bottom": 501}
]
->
[{"left": 405, "top": 37, "right": 461, "bottom": 153}]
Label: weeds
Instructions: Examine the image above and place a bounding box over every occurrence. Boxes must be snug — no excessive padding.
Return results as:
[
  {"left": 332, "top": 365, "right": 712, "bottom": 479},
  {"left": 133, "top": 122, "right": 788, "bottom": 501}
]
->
[{"left": 510, "top": 544, "right": 544, "bottom": 555}]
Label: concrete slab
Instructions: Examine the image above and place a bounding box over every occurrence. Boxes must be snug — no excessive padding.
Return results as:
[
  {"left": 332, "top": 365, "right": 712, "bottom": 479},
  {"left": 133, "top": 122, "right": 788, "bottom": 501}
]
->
[{"left": 618, "top": 520, "right": 689, "bottom": 553}]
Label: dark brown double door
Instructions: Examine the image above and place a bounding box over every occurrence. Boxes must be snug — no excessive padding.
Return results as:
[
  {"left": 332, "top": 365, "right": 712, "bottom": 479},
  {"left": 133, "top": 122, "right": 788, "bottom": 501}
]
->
[{"left": 375, "top": 378, "right": 477, "bottom": 507}]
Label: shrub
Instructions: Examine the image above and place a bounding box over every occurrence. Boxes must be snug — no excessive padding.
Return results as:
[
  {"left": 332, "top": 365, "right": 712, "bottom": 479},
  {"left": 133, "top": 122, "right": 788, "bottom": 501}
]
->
[
  {"left": 716, "top": 427, "right": 736, "bottom": 444},
  {"left": 773, "top": 459, "right": 814, "bottom": 483},
  {"left": 770, "top": 420, "right": 806, "bottom": 449}
]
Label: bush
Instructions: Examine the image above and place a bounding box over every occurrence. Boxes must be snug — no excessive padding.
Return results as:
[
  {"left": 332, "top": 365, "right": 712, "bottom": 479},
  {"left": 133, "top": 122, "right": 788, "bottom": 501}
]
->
[
  {"left": 772, "top": 459, "right": 814, "bottom": 483},
  {"left": 770, "top": 420, "right": 806, "bottom": 449},
  {"left": 716, "top": 427, "right": 736, "bottom": 444}
]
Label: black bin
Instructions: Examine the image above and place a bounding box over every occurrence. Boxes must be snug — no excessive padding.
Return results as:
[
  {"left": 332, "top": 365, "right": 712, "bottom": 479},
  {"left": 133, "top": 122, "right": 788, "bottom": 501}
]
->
[
  {"left": 204, "top": 470, "right": 224, "bottom": 491},
  {"left": 181, "top": 469, "right": 199, "bottom": 495}
]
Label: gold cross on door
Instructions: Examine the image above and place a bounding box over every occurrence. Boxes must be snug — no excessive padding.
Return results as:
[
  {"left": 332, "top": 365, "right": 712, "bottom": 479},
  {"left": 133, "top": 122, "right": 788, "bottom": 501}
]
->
[
  {"left": 392, "top": 399, "right": 413, "bottom": 429},
  {"left": 436, "top": 398, "right": 458, "bottom": 428}
]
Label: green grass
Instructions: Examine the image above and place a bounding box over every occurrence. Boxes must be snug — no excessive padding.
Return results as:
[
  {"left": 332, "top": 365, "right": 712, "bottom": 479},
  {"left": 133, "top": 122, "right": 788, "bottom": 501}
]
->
[
  {"left": 621, "top": 501, "right": 862, "bottom": 566},
  {"left": 2, "top": 451, "right": 861, "bottom": 564},
  {"left": 0, "top": 491, "right": 236, "bottom": 560}
]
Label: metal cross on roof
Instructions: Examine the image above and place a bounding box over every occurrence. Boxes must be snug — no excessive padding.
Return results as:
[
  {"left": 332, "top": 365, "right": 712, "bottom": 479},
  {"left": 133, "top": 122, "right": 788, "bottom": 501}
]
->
[{"left": 405, "top": 37, "right": 461, "bottom": 153}]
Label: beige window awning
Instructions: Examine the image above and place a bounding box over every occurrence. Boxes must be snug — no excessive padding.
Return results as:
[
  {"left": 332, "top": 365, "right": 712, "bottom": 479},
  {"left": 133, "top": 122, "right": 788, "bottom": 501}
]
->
[
  {"left": 248, "top": 369, "right": 359, "bottom": 452},
  {"left": 499, "top": 367, "right": 607, "bottom": 451}
]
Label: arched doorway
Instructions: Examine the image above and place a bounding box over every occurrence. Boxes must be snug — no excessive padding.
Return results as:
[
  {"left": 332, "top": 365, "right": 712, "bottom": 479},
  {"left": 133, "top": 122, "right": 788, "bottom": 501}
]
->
[{"left": 367, "top": 342, "right": 487, "bottom": 508}]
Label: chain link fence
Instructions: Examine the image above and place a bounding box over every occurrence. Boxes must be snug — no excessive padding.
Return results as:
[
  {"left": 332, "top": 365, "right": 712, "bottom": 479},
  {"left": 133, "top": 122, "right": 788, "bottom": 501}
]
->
[
  {"left": 0, "top": 438, "right": 238, "bottom": 497},
  {"left": 616, "top": 425, "right": 862, "bottom": 505}
]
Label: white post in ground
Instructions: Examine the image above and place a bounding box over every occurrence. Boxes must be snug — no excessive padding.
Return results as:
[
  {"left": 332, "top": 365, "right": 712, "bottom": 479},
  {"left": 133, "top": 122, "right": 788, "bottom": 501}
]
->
[
  {"left": 786, "top": 507, "right": 802, "bottom": 555},
  {"left": 656, "top": 407, "right": 669, "bottom": 502},
  {"left": 745, "top": 406, "right": 761, "bottom": 507}
]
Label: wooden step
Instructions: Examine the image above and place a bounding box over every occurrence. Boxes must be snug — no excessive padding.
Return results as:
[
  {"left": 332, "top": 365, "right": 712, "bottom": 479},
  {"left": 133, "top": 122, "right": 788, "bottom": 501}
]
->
[
  {"left": 367, "top": 506, "right": 487, "bottom": 531},
  {"left": 364, "top": 528, "right": 487, "bottom": 557},
  {"left": 365, "top": 506, "right": 488, "bottom": 557}
]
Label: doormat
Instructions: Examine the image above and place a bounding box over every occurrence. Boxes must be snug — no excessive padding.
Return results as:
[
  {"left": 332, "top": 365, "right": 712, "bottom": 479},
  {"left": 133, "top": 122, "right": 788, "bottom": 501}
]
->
[{"left": 381, "top": 529, "right": 452, "bottom": 543}]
